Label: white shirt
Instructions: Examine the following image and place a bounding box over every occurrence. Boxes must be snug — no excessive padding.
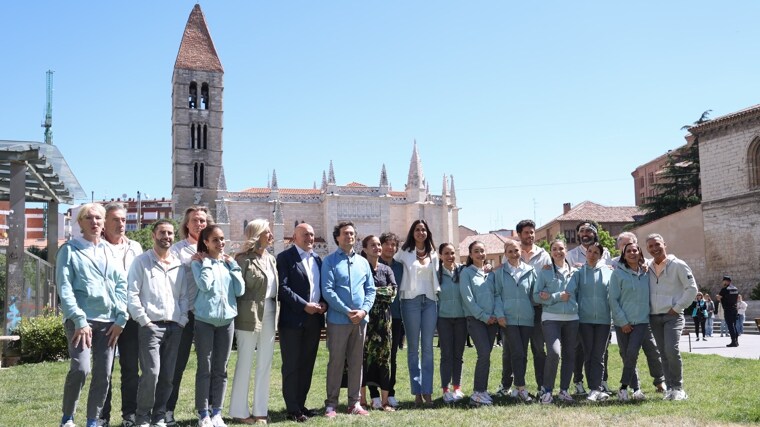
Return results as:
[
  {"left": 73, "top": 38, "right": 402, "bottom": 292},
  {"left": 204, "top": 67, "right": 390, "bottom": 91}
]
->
[{"left": 296, "top": 245, "right": 321, "bottom": 303}]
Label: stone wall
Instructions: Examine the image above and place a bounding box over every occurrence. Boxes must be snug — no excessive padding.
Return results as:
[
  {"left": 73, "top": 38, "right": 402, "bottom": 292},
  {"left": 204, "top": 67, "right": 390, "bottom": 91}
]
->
[{"left": 631, "top": 204, "right": 707, "bottom": 286}]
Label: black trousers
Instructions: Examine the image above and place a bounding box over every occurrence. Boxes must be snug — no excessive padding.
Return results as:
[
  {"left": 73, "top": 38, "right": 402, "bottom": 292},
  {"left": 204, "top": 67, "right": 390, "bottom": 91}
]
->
[{"left": 280, "top": 314, "right": 323, "bottom": 414}]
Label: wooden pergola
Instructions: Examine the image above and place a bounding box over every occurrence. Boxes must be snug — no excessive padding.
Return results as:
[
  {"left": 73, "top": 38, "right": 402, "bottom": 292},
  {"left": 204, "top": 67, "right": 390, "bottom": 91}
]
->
[{"left": 0, "top": 140, "right": 86, "bottom": 334}]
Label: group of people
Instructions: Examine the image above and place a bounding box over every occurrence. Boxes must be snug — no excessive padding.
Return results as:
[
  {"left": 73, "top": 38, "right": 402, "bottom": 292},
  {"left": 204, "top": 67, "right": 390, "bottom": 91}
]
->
[{"left": 58, "top": 205, "right": 720, "bottom": 427}]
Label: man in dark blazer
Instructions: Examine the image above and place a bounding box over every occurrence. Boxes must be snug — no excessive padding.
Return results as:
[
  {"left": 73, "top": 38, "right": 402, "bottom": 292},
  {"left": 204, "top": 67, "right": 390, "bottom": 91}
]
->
[{"left": 277, "top": 223, "right": 327, "bottom": 422}]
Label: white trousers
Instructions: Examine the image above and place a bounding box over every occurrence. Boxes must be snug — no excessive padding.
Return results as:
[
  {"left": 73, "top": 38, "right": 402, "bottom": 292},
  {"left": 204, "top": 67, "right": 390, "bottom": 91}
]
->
[{"left": 229, "top": 299, "right": 277, "bottom": 418}]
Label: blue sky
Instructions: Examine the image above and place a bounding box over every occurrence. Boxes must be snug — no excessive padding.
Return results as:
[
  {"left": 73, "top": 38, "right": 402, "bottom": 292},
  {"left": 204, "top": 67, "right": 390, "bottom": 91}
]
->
[{"left": 3, "top": 1, "right": 760, "bottom": 233}]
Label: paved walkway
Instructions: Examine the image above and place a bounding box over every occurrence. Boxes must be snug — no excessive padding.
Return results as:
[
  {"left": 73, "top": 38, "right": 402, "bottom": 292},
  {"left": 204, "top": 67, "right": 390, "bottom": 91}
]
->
[{"left": 610, "top": 330, "right": 760, "bottom": 360}]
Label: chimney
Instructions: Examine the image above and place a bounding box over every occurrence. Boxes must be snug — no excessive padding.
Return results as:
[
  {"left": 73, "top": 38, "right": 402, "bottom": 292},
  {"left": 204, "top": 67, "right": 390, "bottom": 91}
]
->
[{"left": 563, "top": 203, "right": 571, "bottom": 214}]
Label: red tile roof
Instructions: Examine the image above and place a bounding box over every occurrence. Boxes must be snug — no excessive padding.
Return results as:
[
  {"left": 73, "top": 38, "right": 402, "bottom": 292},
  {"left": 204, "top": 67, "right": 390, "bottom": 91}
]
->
[
  {"left": 345, "top": 182, "right": 367, "bottom": 187},
  {"left": 389, "top": 191, "right": 406, "bottom": 197},
  {"left": 240, "top": 187, "right": 321, "bottom": 195},
  {"left": 552, "top": 201, "right": 643, "bottom": 223},
  {"left": 458, "top": 233, "right": 517, "bottom": 257},
  {"left": 174, "top": 5, "right": 223, "bottom": 72}
]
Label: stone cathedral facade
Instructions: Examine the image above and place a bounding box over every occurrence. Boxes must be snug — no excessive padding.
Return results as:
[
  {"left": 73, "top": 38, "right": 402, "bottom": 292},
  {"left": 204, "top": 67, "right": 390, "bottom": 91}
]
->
[{"left": 171, "top": 5, "right": 459, "bottom": 255}]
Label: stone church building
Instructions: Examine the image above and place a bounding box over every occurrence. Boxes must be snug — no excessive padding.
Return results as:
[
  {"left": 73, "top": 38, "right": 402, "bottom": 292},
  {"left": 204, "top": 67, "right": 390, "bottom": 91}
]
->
[{"left": 171, "top": 5, "right": 459, "bottom": 255}]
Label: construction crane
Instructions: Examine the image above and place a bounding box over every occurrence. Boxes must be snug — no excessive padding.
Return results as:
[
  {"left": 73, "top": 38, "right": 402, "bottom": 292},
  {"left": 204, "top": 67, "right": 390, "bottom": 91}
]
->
[{"left": 41, "top": 70, "right": 54, "bottom": 144}]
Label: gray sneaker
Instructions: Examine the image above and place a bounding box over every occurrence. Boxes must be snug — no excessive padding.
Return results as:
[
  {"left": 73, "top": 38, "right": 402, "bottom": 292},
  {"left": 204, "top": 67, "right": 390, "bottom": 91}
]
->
[{"left": 573, "top": 382, "right": 587, "bottom": 396}]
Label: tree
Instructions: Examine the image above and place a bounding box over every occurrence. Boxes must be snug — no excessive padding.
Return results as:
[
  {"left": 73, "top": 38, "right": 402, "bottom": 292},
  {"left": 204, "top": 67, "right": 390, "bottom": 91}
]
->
[{"left": 636, "top": 110, "right": 709, "bottom": 226}]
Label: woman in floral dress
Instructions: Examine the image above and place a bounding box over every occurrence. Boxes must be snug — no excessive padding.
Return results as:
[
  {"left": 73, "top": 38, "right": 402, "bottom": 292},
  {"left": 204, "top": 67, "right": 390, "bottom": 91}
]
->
[{"left": 360, "top": 235, "right": 398, "bottom": 411}]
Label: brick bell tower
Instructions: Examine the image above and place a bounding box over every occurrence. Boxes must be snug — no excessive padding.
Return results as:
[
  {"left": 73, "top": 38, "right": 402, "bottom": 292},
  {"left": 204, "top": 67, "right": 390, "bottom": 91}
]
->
[{"left": 171, "top": 4, "right": 227, "bottom": 221}]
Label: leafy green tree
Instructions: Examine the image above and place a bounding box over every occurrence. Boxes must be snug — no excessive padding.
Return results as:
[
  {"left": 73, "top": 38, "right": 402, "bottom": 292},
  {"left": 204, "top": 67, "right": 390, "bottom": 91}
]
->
[
  {"left": 126, "top": 219, "right": 179, "bottom": 251},
  {"left": 636, "top": 111, "right": 709, "bottom": 226}
]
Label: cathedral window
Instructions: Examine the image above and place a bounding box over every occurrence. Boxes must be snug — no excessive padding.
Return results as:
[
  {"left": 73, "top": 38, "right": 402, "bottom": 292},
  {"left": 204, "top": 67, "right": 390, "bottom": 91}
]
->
[
  {"left": 203, "top": 124, "right": 208, "bottom": 149},
  {"left": 749, "top": 137, "right": 760, "bottom": 189},
  {"left": 201, "top": 83, "right": 209, "bottom": 109},
  {"left": 189, "top": 82, "right": 198, "bottom": 109},
  {"left": 190, "top": 123, "right": 196, "bottom": 148}
]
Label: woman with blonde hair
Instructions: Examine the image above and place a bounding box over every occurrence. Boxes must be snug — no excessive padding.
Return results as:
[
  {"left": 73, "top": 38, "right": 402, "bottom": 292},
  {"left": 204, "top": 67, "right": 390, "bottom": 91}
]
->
[{"left": 230, "top": 219, "right": 278, "bottom": 425}]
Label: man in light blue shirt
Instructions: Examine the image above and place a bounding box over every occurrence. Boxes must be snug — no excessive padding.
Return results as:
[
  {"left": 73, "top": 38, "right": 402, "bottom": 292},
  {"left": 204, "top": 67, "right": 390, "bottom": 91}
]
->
[{"left": 321, "top": 221, "right": 376, "bottom": 418}]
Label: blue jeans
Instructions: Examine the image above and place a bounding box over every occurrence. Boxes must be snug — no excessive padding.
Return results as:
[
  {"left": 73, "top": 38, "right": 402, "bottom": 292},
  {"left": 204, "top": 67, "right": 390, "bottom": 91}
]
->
[
  {"left": 736, "top": 314, "right": 745, "bottom": 335},
  {"left": 400, "top": 295, "right": 437, "bottom": 395}
]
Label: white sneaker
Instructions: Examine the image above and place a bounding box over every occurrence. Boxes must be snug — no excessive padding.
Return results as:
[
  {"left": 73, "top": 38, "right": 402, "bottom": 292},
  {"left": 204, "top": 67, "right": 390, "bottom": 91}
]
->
[
  {"left": 557, "top": 390, "right": 574, "bottom": 403},
  {"left": 197, "top": 417, "right": 213, "bottom": 427},
  {"left": 470, "top": 391, "right": 492, "bottom": 405},
  {"left": 632, "top": 389, "right": 646, "bottom": 401},
  {"left": 442, "top": 391, "right": 456, "bottom": 403},
  {"left": 587, "top": 390, "right": 609, "bottom": 402},
  {"left": 663, "top": 389, "right": 674, "bottom": 400},
  {"left": 152, "top": 420, "right": 168, "bottom": 427},
  {"left": 539, "top": 391, "right": 553, "bottom": 404},
  {"left": 137, "top": 424, "right": 150, "bottom": 427},
  {"left": 453, "top": 389, "right": 465, "bottom": 401},
  {"left": 371, "top": 397, "right": 383, "bottom": 409},
  {"left": 60, "top": 421, "right": 76, "bottom": 427},
  {"left": 600, "top": 381, "right": 612, "bottom": 393},
  {"left": 165, "top": 412, "right": 176, "bottom": 427},
  {"left": 617, "top": 389, "right": 630, "bottom": 402},
  {"left": 494, "top": 383, "right": 512, "bottom": 397},
  {"left": 387, "top": 396, "right": 399, "bottom": 407},
  {"left": 573, "top": 381, "right": 587, "bottom": 395},
  {"left": 123, "top": 415, "right": 137, "bottom": 427},
  {"left": 210, "top": 414, "right": 227, "bottom": 427},
  {"left": 97, "top": 419, "right": 110, "bottom": 427},
  {"left": 516, "top": 389, "right": 533, "bottom": 403},
  {"left": 670, "top": 389, "right": 688, "bottom": 401}
]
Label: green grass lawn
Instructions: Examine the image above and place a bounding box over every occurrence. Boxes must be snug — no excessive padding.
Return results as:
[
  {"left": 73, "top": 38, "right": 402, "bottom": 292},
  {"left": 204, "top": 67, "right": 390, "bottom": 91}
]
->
[{"left": 1, "top": 342, "right": 758, "bottom": 426}]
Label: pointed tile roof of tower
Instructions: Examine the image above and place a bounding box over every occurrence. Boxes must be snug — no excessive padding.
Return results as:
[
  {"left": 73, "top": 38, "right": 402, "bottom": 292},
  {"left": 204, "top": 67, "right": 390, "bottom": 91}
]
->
[
  {"left": 442, "top": 173, "right": 448, "bottom": 195},
  {"left": 322, "top": 170, "right": 327, "bottom": 190},
  {"left": 175, "top": 4, "right": 224, "bottom": 72},
  {"left": 406, "top": 140, "right": 425, "bottom": 189},
  {"left": 273, "top": 200, "right": 284, "bottom": 224},
  {"left": 328, "top": 161, "right": 336, "bottom": 184},
  {"left": 380, "top": 164, "right": 389, "bottom": 187},
  {"left": 450, "top": 175, "right": 457, "bottom": 200},
  {"left": 271, "top": 169, "right": 279, "bottom": 190},
  {"left": 216, "top": 166, "right": 227, "bottom": 191}
]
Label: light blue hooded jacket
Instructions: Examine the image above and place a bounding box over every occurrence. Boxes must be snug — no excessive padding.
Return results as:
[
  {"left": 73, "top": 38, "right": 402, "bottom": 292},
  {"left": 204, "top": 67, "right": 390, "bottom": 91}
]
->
[
  {"left": 490, "top": 263, "right": 536, "bottom": 327},
  {"left": 533, "top": 265, "right": 578, "bottom": 316},
  {"left": 56, "top": 239, "right": 128, "bottom": 329},
  {"left": 459, "top": 264, "right": 495, "bottom": 322},
  {"left": 609, "top": 265, "right": 650, "bottom": 326},
  {"left": 192, "top": 257, "right": 245, "bottom": 327},
  {"left": 572, "top": 264, "right": 613, "bottom": 325}
]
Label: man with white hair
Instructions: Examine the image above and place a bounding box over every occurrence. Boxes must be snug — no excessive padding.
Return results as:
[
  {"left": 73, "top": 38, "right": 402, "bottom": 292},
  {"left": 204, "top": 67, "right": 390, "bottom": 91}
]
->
[{"left": 646, "top": 233, "right": 698, "bottom": 401}]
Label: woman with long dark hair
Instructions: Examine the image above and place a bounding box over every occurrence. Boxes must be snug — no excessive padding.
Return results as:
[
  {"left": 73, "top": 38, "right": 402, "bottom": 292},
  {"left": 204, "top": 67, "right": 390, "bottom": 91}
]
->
[
  {"left": 192, "top": 225, "right": 245, "bottom": 427},
  {"left": 533, "top": 239, "right": 577, "bottom": 404},
  {"left": 608, "top": 242, "right": 650, "bottom": 402},
  {"left": 437, "top": 242, "right": 467, "bottom": 403},
  {"left": 459, "top": 241, "right": 497, "bottom": 406},
  {"left": 394, "top": 219, "right": 439, "bottom": 406}
]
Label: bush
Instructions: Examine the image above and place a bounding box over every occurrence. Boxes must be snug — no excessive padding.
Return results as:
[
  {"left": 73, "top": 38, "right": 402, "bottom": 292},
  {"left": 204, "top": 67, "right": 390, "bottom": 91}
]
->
[
  {"left": 13, "top": 314, "right": 67, "bottom": 363},
  {"left": 751, "top": 282, "right": 760, "bottom": 301}
]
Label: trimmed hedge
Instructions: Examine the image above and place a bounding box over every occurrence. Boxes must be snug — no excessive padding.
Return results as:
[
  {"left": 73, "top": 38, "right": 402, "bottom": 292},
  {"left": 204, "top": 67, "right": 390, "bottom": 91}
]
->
[{"left": 13, "top": 314, "right": 68, "bottom": 363}]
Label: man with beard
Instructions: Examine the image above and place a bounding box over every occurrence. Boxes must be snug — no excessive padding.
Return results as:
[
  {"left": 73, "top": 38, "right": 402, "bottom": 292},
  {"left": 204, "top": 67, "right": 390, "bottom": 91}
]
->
[
  {"left": 127, "top": 220, "right": 189, "bottom": 427},
  {"left": 646, "top": 234, "right": 698, "bottom": 401},
  {"left": 566, "top": 221, "right": 611, "bottom": 268},
  {"left": 101, "top": 203, "right": 143, "bottom": 427}
]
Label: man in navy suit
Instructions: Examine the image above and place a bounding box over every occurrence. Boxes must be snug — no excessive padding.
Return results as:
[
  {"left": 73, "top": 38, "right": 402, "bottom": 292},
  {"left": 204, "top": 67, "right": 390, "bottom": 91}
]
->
[{"left": 277, "top": 223, "right": 327, "bottom": 422}]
